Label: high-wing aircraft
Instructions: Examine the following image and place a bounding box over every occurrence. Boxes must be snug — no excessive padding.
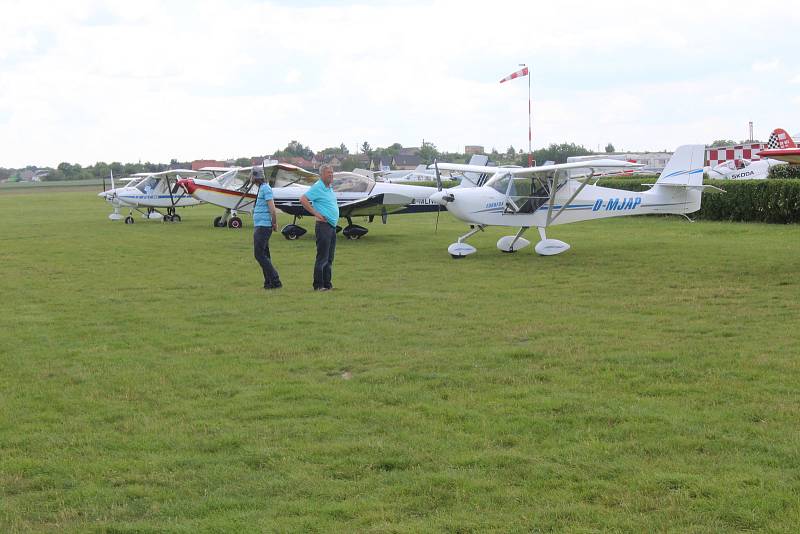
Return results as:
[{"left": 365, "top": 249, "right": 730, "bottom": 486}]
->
[
  {"left": 428, "top": 145, "right": 718, "bottom": 258},
  {"left": 757, "top": 127, "right": 800, "bottom": 164},
  {"left": 177, "top": 164, "right": 445, "bottom": 239},
  {"left": 98, "top": 169, "right": 210, "bottom": 223}
]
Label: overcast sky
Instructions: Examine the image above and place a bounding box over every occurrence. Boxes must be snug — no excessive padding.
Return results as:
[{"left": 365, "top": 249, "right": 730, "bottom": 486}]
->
[{"left": 2, "top": 0, "right": 799, "bottom": 167}]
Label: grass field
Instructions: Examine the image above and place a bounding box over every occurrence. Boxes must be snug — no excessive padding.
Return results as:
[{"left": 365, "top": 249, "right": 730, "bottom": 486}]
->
[{"left": 1, "top": 190, "right": 799, "bottom": 532}]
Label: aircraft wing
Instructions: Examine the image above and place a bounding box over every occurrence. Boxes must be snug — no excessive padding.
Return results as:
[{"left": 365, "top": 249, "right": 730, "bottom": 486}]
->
[
  {"left": 339, "top": 192, "right": 414, "bottom": 217},
  {"left": 264, "top": 162, "right": 319, "bottom": 187},
  {"left": 757, "top": 149, "right": 800, "bottom": 164},
  {"left": 431, "top": 160, "right": 643, "bottom": 176}
]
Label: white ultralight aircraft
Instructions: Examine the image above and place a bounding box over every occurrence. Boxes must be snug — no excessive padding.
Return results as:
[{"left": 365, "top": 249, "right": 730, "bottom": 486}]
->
[
  {"left": 98, "top": 169, "right": 209, "bottom": 223},
  {"left": 178, "top": 164, "right": 447, "bottom": 239},
  {"left": 429, "top": 144, "right": 720, "bottom": 258},
  {"left": 704, "top": 157, "right": 785, "bottom": 180}
]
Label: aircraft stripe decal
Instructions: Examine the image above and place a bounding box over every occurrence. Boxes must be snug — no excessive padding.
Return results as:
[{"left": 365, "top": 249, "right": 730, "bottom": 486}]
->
[{"left": 663, "top": 168, "right": 703, "bottom": 178}]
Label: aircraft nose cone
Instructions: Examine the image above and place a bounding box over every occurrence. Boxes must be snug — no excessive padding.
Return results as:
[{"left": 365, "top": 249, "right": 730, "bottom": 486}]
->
[{"left": 429, "top": 191, "right": 454, "bottom": 206}]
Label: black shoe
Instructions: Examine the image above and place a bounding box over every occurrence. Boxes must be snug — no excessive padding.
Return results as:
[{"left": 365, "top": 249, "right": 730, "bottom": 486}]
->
[
  {"left": 272, "top": 281, "right": 282, "bottom": 289},
  {"left": 314, "top": 287, "right": 330, "bottom": 292}
]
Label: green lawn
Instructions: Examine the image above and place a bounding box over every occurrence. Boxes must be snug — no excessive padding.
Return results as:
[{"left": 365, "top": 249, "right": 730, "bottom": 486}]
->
[{"left": 1, "top": 191, "right": 799, "bottom": 532}]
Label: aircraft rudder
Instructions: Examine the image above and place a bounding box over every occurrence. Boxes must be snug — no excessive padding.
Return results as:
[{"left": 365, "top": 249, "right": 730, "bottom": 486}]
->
[
  {"left": 656, "top": 145, "right": 706, "bottom": 186},
  {"left": 767, "top": 128, "right": 796, "bottom": 149}
]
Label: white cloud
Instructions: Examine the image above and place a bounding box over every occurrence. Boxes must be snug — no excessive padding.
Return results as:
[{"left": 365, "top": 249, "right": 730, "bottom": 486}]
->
[
  {"left": 1, "top": 0, "right": 799, "bottom": 167},
  {"left": 752, "top": 59, "right": 782, "bottom": 72}
]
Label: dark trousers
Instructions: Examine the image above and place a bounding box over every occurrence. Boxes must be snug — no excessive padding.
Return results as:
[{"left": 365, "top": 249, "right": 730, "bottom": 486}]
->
[
  {"left": 313, "top": 221, "right": 336, "bottom": 289},
  {"left": 254, "top": 226, "right": 280, "bottom": 287}
]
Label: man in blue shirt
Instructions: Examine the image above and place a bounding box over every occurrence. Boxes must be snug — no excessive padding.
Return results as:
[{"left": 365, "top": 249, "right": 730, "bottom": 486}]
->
[
  {"left": 300, "top": 164, "right": 339, "bottom": 291},
  {"left": 252, "top": 170, "right": 282, "bottom": 289}
]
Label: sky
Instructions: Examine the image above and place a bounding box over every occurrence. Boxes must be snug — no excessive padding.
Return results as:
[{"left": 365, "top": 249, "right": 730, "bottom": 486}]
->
[{"left": 1, "top": 0, "right": 799, "bottom": 167}]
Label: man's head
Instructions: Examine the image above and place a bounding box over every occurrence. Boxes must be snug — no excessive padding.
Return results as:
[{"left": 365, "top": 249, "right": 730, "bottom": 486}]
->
[
  {"left": 319, "top": 164, "right": 334, "bottom": 186},
  {"left": 251, "top": 167, "right": 265, "bottom": 184}
]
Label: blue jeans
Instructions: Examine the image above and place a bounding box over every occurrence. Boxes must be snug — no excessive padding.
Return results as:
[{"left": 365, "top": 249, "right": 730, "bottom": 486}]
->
[
  {"left": 314, "top": 221, "right": 336, "bottom": 289},
  {"left": 254, "top": 226, "right": 280, "bottom": 287}
]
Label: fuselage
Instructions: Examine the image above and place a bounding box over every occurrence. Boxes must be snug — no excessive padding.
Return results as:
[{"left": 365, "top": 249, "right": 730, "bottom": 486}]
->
[
  {"left": 705, "top": 158, "right": 784, "bottom": 180},
  {"left": 100, "top": 187, "right": 202, "bottom": 208},
  {"left": 434, "top": 180, "right": 700, "bottom": 228},
  {"left": 179, "top": 178, "right": 442, "bottom": 216}
]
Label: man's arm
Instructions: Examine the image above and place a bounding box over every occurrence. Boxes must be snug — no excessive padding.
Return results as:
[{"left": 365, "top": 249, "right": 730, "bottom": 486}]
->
[
  {"left": 300, "top": 194, "right": 326, "bottom": 222},
  {"left": 268, "top": 199, "right": 278, "bottom": 230}
]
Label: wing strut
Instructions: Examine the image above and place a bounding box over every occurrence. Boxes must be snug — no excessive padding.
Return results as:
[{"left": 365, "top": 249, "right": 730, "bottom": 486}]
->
[{"left": 546, "top": 170, "right": 593, "bottom": 226}]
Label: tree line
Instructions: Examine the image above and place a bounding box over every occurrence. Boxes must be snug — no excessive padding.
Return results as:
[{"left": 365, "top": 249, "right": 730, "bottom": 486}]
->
[{"left": 1, "top": 140, "right": 621, "bottom": 182}]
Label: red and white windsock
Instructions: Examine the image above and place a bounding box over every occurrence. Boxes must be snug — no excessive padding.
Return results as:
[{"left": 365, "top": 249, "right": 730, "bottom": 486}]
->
[{"left": 499, "top": 66, "right": 529, "bottom": 83}]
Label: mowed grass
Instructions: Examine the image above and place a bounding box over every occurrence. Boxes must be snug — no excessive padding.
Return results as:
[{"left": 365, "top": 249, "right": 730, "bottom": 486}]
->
[{"left": 1, "top": 190, "right": 799, "bottom": 533}]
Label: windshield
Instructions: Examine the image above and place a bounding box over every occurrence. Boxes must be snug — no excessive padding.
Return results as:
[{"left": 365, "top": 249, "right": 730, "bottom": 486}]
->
[
  {"left": 486, "top": 172, "right": 513, "bottom": 194},
  {"left": 332, "top": 172, "right": 375, "bottom": 193},
  {"left": 486, "top": 172, "right": 554, "bottom": 213},
  {"left": 134, "top": 176, "right": 161, "bottom": 194}
]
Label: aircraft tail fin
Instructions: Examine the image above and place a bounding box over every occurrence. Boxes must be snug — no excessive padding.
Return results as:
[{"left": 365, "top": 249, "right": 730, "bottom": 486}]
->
[
  {"left": 461, "top": 154, "right": 492, "bottom": 187},
  {"left": 766, "top": 128, "right": 796, "bottom": 149},
  {"left": 655, "top": 145, "right": 706, "bottom": 186}
]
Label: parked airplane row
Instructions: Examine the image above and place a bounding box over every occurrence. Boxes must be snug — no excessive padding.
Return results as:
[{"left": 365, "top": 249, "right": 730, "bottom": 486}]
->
[{"left": 97, "top": 129, "right": 799, "bottom": 258}]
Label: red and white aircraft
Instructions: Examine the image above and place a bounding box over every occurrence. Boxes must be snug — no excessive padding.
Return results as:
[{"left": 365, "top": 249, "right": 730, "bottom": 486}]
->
[{"left": 757, "top": 127, "right": 800, "bottom": 164}]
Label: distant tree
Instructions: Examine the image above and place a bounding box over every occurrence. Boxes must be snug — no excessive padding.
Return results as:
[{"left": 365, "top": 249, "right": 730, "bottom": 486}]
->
[
  {"left": 605, "top": 143, "right": 615, "bottom": 153},
  {"left": 419, "top": 141, "right": 439, "bottom": 164},
  {"left": 92, "top": 162, "right": 110, "bottom": 179},
  {"left": 339, "top": 157, "right": 361, "bottom": 172},
  {"left": 361, "top": 141, "right": 372, "bottom": 156},
  {"left": 710, "top": 139, "right": 738, "bottom": 148},
  {"left": 43, "top": 168, "right": 65, "bottom": 181},
  {"left": 528, "top": 142, "right": 593, "bottom": 165},
  {"left": 506, "top": 146, "right": 516, "bottom": 156},
  {"left": 339, "top": 143, "right": 349, "bottom": 155},
  {"left": 235, "top": 157, "right": 252, "bottom": 167},
  {"left": 275, "top": 140, "right": 314, "bottom": 159}
]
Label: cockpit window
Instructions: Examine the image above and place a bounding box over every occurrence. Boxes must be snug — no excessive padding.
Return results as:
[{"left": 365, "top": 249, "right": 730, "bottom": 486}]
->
[
  {"left": 135, "top": 176, "right": 160, "bottom": 193},
  {"left": 332, "top": 172, "right": 375, "bottom": 193},
  {"left": 486, "top": 171, "right": 554, "bottom": 213},
  {"left": 487, "top": 173, "right": 512, "bottom": 194}
]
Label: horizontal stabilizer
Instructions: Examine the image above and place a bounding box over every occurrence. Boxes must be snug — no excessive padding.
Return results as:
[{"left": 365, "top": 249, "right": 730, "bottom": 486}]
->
[{"left": 651, "top": 183, "right": 726, "bottom": 193}]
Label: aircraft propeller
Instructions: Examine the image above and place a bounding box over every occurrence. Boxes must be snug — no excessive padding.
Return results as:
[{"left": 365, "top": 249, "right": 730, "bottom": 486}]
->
[{"left": 434, "top": 159, "right": 442, "bottom": 233}]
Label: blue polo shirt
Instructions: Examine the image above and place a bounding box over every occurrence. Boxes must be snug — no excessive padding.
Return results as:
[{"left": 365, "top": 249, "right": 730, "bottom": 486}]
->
[
  {"left": 253, "top": 184, "right": 273, "bottom": 227},
  {"left": 304, "top": 179, "right": 339, "bottom": 227}
]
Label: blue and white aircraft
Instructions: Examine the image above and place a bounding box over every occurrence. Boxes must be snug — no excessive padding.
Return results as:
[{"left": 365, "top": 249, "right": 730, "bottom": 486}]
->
[
  {"left": 428, "top": 145, "right": 719, "bottom": 258},
  {"left": 98, "top": 169, "right": 209, "bottom": 223}
]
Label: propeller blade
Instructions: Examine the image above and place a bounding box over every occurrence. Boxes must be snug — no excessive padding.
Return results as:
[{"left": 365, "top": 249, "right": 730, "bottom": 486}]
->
[
  {"left": 434, "top": 159, "right": 442, "bottom": 191},
  {"left": 435, "top": 204, "right": 440, "bottom": 234}
]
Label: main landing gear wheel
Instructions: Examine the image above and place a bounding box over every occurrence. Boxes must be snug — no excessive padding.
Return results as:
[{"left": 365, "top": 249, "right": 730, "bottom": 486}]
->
[
  {"left": 342, "top": 224, "right": 368, "bottom": 240},
  {"left": 450, "top": 254, "right": 466, "bottom": 259},
  {"left": 124, "top": 216, "right": 134, "bottom": 224},
  {"left": 163, "top": 214, "right": 173, "bottom": 222},
  {"left": 213, "top": 216, "right": 227, "bottom": 228},
  {"left": 229, "top": 216, "right": 243, "bottom": 229},
  {"left": 172, "top": 214, "right": 181, "bottom": 222},
  {"left": 281, "top": 224, "right": 307, "bottom": 240}
]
